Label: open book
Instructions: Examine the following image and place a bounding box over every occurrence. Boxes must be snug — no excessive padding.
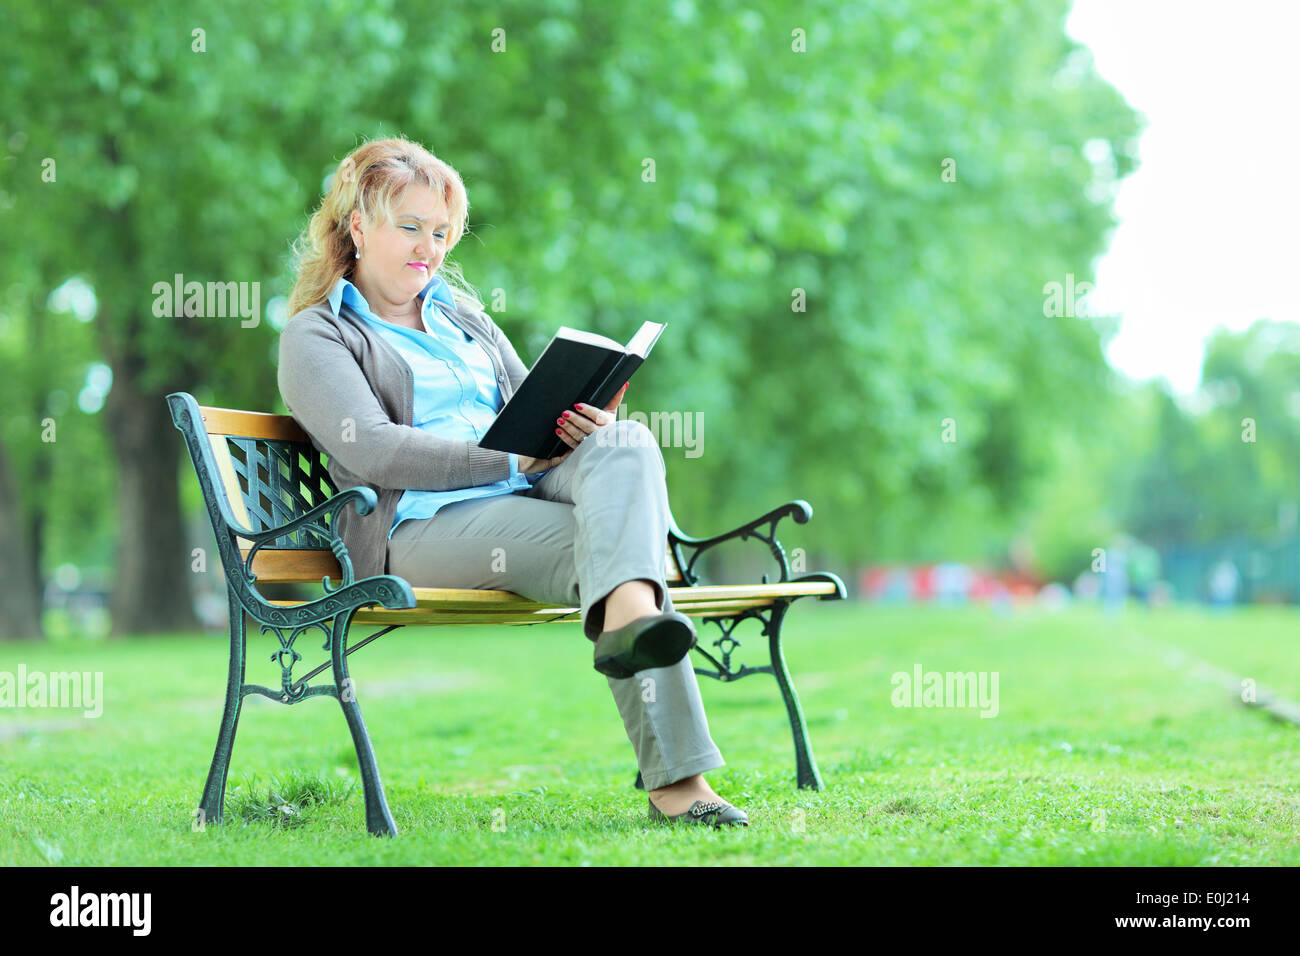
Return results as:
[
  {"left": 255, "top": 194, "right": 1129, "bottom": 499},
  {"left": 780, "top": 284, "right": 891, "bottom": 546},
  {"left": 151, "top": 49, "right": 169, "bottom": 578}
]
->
[{"left": 479, "top": 320, "right": 666, "bottom": 460}]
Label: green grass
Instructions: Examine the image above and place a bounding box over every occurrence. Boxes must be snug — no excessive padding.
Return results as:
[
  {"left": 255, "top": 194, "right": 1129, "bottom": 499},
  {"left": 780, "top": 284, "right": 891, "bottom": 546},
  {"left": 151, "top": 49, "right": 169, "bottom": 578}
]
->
[{"left": 2, "top": 601, "right": 1299, "bottom": 865}]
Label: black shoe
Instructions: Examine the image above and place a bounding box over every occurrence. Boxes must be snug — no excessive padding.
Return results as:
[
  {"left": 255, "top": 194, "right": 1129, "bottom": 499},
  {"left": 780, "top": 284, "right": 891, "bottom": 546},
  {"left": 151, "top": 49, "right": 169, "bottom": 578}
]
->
[
  {"left": 648, "top": 797, "right": 749, "bottom": 828},
  {"left": 593, "top": 611, "right": 697, "bottom": 679}
]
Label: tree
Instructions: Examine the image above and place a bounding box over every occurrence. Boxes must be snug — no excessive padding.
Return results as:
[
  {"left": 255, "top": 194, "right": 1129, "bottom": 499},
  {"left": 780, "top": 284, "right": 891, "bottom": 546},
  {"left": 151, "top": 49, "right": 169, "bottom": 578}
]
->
[
  {"left": 0, "top": 0, "right": 1141, "bottom": 635},
  {"left": 1121, "top": 321, "right": 1300, "bottom": 549},
  {"left": 0, "top": 0, "right": 411, "bottom": 634}
]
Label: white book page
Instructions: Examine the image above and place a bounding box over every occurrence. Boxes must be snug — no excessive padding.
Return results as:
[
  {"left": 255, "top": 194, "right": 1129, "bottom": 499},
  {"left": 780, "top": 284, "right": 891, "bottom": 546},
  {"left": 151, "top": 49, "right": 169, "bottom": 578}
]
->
[
  {"left": 625, "top": 321, "right": 666, "bottom": 358},
  {"left": 555, "top": 325, "right": 624, "bottom": 351}
]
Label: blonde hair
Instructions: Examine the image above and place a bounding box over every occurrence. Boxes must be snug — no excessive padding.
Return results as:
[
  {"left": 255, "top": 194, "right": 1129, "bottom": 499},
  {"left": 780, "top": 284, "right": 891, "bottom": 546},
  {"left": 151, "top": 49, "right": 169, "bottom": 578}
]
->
[{"left": 287, "top": 136, "right": 484, "bottom": 316}]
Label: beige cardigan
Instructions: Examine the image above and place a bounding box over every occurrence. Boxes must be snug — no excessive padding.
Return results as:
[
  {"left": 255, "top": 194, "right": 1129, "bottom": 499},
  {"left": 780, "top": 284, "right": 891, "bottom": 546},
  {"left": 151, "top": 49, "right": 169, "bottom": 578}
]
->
[{"left": 276, "top": 295, "right": 531, "bottom": 581}]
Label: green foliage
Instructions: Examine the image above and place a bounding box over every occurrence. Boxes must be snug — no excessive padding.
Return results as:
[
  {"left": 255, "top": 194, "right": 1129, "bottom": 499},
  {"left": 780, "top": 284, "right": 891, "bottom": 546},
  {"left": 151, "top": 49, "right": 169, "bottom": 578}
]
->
[
  {"left": 0, "top": 0, "right": 1141, "bottom": 583},
  {"left": 1124, "top": 321, "right": 1300, "bottom": 548},
  {"left": 409, "top": 0, "right": 1139, "bottom": 563},
  {"left": 1022, "top": 319, "right": 1300, "bottom": 583}
]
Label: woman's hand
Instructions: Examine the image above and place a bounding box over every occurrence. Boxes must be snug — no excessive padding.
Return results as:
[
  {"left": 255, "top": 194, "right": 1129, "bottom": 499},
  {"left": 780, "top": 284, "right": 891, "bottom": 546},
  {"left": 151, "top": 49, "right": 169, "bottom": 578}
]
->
[
  {"left": 518, "top": 381, "right": 629, "bottom": 474},
  {"left": 518, "top": 449, "right": 570, "bottom": 474}
]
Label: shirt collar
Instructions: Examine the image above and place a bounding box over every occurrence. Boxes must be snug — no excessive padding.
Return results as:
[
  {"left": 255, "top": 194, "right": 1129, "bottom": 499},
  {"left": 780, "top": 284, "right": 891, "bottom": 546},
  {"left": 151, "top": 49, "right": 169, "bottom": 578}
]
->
[{"left": 328, "top": 272, "right": 457, "bottom": 321}]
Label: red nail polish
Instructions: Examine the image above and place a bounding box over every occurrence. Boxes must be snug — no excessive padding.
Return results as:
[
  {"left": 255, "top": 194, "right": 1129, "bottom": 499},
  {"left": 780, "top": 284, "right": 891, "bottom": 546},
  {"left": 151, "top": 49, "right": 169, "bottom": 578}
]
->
[
  {"left": 624, "top": 382, "right": 629, "bottom": 388},
  {"left": 562, "top": 411, "right": 570, "bottom": 419},
  {"left": 556, "top": 428, "right": 562, "bottom": 435}
]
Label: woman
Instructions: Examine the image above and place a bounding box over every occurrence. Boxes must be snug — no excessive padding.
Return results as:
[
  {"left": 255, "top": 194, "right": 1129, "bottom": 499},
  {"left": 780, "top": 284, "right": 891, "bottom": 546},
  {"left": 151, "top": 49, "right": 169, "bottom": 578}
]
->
[{"left": 277, "top": 136, "right": 746, "bottom": 827}]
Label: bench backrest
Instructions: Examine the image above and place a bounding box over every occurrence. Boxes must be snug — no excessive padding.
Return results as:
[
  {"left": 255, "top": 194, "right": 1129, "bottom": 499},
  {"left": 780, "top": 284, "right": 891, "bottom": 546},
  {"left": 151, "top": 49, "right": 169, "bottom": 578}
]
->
[
  {"left": 183, "top": 400, "right": 346, "bottom": 584},
  {"left": 169, "top": 392, "right": 686, "bottom": 587}
]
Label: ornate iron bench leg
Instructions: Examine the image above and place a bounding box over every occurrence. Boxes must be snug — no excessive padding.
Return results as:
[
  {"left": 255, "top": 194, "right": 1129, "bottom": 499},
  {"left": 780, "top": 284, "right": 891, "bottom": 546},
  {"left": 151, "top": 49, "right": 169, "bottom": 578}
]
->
[
  {"left": 329, "top": 608, "right": 399, "bottom": 837},
  {"left": 768, "top": 601, "right": 824, "bottom": 790},
  {"left": 199, "top": 591, "right": 248, "bottom": 826}
]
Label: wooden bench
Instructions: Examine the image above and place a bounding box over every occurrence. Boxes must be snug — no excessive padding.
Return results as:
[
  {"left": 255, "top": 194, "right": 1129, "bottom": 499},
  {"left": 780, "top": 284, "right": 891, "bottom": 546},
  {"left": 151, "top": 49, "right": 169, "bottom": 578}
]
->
[{"left": 167, "top": 391, "right": 846, "bottom": 836}]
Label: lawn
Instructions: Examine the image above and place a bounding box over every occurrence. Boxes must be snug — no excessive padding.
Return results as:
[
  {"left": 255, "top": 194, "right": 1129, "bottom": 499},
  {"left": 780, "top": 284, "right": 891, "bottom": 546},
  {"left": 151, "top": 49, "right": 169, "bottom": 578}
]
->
[{"left": 2, "top": 601, "right": 1298, "bottom": 865}]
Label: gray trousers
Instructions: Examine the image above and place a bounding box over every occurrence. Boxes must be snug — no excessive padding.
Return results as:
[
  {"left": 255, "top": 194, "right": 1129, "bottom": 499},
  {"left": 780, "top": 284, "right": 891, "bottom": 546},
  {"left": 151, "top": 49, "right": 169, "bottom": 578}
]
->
[{"left": 387, "top": 418, "right": 725, "bottom": 790}]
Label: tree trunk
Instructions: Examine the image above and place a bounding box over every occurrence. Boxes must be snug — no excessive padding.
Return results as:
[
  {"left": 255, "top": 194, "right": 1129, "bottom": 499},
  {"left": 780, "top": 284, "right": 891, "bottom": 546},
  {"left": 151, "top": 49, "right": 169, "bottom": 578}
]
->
[
  {"left": 0, "top": 440, "right": 44, "bottom": 640},
  {"left": 26, "top": 287, "right": 51, "bottom": 635},
  {"left": 102, "top": 363, "right": 201, "bottom": 637}
]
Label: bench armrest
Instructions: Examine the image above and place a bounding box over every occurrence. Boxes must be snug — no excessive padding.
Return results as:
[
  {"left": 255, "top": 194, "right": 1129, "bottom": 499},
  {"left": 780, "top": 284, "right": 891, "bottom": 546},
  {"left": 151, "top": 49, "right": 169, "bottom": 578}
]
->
[
  {"left": 669, "top": 499, "right": 838, "bottom": 592},
  {"left": 240, "top": 486, "right": 377, "bottom": 594}
]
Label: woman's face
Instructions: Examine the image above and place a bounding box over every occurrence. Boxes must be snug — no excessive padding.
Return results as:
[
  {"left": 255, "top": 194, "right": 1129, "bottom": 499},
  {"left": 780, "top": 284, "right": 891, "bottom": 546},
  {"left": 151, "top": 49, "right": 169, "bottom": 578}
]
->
[{"left": 349, "top": 184, "right": 452, "bottom": 314}]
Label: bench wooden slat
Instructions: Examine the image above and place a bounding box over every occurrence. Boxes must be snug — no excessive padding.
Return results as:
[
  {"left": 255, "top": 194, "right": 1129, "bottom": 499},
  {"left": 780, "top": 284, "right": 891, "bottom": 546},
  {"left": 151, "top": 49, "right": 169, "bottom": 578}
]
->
[
  {"left": 397, "top": 581, "right": 837, "bottom": 604},
  {"left": 202, "top": 406, "right": 311, "bottom": 442},
  {"left": 405, "top": 580, "right": 837, "bottom": 600},
  {"left": 239, "top": 545, "right": 687, "bottom": 586},
  {"left": 263, "top": 581, "right": 839, "bottom": 626},
  {"left": 350, "top": 606, "right": 777, "bottom": 626},
  {"left": 269, "top": 580, "right": 836, "bottom": 609},
  {"left": 237, "top": 547, "right": 345, "bottom": 582},
  {"left": 348, "top": 602, "right": 797, "bottom": 626}
]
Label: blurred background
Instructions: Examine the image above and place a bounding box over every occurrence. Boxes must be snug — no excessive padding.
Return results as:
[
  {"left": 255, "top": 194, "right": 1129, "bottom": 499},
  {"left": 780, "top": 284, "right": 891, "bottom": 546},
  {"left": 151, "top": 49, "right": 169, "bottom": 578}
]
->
[{"left": 1, "top": 0, "right": 1296, "bottom": 640}]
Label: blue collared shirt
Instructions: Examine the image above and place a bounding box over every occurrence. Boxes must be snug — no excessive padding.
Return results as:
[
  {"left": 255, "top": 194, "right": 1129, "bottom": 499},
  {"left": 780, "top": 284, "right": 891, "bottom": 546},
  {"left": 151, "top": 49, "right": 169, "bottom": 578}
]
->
[{"left": 328, "top": 275, "right": 547, "bottom": 539}]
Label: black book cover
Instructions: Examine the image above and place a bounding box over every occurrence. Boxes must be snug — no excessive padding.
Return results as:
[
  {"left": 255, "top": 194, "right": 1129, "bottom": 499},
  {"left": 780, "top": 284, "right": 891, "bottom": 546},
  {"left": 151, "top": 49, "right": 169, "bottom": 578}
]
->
[{"left": 480, "top": 321, "right": 666, "bottom": 459}]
